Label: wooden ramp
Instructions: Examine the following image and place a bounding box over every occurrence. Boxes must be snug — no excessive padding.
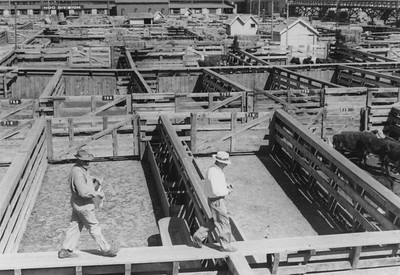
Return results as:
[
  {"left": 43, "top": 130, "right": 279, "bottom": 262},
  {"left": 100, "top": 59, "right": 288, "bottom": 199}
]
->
[{"left": 2, "top": 230, "right": 400, "bottom": 275}]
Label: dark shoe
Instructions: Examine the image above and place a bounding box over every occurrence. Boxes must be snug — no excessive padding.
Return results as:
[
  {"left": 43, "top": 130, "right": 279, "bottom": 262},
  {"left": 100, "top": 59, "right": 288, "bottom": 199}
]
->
[
  {"left": 220, "top": 246, "right": 237, "bottom": 252},
  {"left": 102, "top": 247, "right": 119, "bottom": 257},
  {"left": 58, "top": 249, "right": 78, "bottom": 258}
]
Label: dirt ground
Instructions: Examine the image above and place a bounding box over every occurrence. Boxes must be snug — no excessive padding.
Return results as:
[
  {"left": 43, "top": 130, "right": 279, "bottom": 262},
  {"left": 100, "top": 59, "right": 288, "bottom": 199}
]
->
[
  {"left": 19, "top": 152, "right": 343, "bottom": 254},
  {"left": 19, "top": 160, "right": 162, "bottom": 253},
  {"left": 195, "top": 154, "right": 341, "bottom": 242}
]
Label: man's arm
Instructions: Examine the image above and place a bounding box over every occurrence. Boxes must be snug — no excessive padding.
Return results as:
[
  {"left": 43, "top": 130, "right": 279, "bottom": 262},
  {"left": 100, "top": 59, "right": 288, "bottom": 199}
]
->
[{"left": 72, "top": 168, "right": 99, "bottom": 199}]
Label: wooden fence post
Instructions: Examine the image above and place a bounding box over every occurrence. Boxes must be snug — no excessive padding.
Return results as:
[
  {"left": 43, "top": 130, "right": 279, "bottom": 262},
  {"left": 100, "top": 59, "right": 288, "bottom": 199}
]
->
[
  {"left": 132, "top": 115, "right": 139, "bottom": 156},
  {"left": 91, "top": 96, "right": 96, "bottom": 127},
  {"left": 190, "top": 113, "right": 197, "bottom": 154},
  {"left": 126, "top": 94, "right": 132, "bottom": 114},
  {"left": 103, "top": 116, "right": 108, "bottom": 130},
  {"left": 112, "top": 128, "right": 118, "bottom": 157},
  {"left": 46, "top": 119, "right": 53, "bottom": 161},
  {"left": 68, "top": 118, "right": 74, "bottom": 148},
  {"left": 230, "top": 112, "right": 237, "bottom": 152}
]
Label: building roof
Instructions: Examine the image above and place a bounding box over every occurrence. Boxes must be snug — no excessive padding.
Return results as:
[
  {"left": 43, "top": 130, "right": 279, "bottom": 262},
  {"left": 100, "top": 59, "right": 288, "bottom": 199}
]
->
[
  {"left": 274, "top": 18, "right": 319, "bottom": 36},
  {"left": 169, "top": 3, "right": 234, "bottom": 8},
  {"left": 127, "top": 12, "right": 155, "bottom": 19},
  {"left": 225, "top": 15, "right": 258, "bottom": 26},
  {"left": 115, "top": 0, "right": 168, "bottom": 3}
]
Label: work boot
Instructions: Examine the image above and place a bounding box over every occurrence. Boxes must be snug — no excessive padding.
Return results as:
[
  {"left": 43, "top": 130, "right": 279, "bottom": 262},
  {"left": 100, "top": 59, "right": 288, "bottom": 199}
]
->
[
  {"left": 220, "top": 246, "right": 237, "bottom": 252},
  {"left": 58, "top": 249, "right": 78, "bottom": 259},
  {"left": 102, "top": 246, "right": 119, "bottom": 257},
  {"left": 192, "top": 236, "right": 203, "bottom": 248}
]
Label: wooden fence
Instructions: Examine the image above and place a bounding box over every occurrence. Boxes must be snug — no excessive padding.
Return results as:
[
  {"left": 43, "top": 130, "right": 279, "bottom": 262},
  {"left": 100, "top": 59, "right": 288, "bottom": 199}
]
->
[
  {"left": 364, "top": 88, "right": 400, "bottom": 131},
  {"left": 333, "top": 65, "right": 400, "bottom": 88},
  {"left": 0, "top": 119, "right": 47, "bottom": 253},
  {"left": 271, "top": 109, "right": 400, "bottom": 233},
  {"left": 385, "top": 107, "right": 400, "bottom": 140},
  {"left": 46, "top": 115, "right": 140, "bottom": 162}
]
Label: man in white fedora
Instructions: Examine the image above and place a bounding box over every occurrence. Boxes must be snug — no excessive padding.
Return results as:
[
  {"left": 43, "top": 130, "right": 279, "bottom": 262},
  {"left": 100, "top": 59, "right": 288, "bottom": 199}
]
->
[
  {"left": 58, "top": 149, "right": 119, "bottom": 258},
  {"left": 192, "top": 151, "right": 237, "bottom": 252}
]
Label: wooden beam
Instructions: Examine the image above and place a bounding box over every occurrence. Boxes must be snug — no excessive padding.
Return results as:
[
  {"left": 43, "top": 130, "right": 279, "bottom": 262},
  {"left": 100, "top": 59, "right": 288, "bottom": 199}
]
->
[
  {"left": 39, "top": 69, "right": 63, "bottom": 98},
  {"left": 0, "top": 119, "right": 34, "bottom": 140},
  {"left": 82, "top": 96, "right": 127, "bottom": 118},
  {"left": 0, "top": 101, "right": 33, "bottom": 120},
  {"left": 54, "top": 116, "right": 134, "bottom": 159},
  {"left": 207, "top": 93, "right": 244, "bottom": 112},
  {"left": 254, "top": 88, "right": 299, "bottom": 110},
  {"left": 227, "top": 254, "right": 254, "bottom": 275}
]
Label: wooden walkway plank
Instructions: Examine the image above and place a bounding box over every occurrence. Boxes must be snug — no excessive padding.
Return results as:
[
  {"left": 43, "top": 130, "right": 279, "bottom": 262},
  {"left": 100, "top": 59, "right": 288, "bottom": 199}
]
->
[{"left": 2, "top": 231, "right": 400, "bottom": 272}]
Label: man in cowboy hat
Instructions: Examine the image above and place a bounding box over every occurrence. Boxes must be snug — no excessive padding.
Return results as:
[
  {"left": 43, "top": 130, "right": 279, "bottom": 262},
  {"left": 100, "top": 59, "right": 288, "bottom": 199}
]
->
[
  {"left": 192, "top": 151, "right": 237, "bottom": 252},
  {"left": 58, "top": 149, "right": 119, "bottom": 258}
]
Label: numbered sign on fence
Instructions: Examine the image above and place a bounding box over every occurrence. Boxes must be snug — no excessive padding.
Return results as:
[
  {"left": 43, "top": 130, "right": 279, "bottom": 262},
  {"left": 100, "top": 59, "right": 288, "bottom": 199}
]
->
[
  {"left": 0, "top": 120, "right": 19, "bottom": 126},
  {"left": 9, "top": 99, "right": 21, "bottom": 105},
  {"left": 102, "top": 95, "right": 114, "bottom": 101}
]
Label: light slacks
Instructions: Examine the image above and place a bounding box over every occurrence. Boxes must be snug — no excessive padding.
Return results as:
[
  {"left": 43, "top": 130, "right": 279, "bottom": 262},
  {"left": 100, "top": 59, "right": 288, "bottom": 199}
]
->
[
  {"left": 61, "top": 204, "right": 110, "bottom": 252},
  {"left": 193, "top": 198, "right": 233, "bottom": 249}
]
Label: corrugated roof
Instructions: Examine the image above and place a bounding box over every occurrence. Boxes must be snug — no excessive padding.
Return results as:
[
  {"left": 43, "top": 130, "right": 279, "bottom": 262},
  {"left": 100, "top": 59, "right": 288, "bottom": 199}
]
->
[
  {"left": 116, "top": 0, "right": 168, "bottom": 3},
  {"left": 127, "top": 12, "right": 155, "bottom": 19}
]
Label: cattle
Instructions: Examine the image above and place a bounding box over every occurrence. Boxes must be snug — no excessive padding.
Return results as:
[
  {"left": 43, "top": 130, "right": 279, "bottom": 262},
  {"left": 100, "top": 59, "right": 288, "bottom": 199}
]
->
[
  {"left": 316, "top": 58, "right": 327, "bottom": 64},
  {"left": 290, "top": 57, "right": 300, "bottom": 64},
  {"left": 332, "top": 131, "right": 380, "bottom": 165},
  {"left": 303, "top": 56, "right": 314, "bottom": 64},
  {"left": 333, "top": 131, "right": 400, "bottom": 190}
]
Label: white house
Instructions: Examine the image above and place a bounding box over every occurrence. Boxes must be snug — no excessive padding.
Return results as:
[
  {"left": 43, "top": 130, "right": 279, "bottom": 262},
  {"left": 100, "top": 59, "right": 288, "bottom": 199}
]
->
[
  {"left": 127, "top": 12, "right": 154, "bottom": 25},
  {"left": 273, "top": 18, "right": 319, "bottom": 46},
  {"left": 153, "top": 10, "right": 166, "bottom": 22},
  {"left": 225, "top": 15, "right": 259, "bottom": 36}
]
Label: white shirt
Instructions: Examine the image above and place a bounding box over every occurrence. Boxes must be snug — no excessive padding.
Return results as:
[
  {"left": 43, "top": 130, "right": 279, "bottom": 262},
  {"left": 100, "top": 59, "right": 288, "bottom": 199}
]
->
[{"left": 203, "top": 164, "right": 229, "bottom": 198}]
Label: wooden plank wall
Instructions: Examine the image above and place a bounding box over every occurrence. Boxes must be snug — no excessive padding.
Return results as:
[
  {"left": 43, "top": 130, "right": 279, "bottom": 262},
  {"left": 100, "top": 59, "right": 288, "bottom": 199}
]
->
[
  {"left": 324, "top": 87, "right": 368, "bottom": 135},
  {"left": 222, "top": 72, "right": 270, "bottom": 90},
  {"left": 64, "top": 74, "right": 117, "bottom": 96},
  {"left": 14, "top": 73, "right": 52, "bottom": 99},
  {"left": 271, "top": 109, "right": 400, "bottom": 233},
  {"left": 365, "top": 88, "right": 400, "bottom": 131},
  {"left": 0, "top": 119, "right": 47, "bottom": 253},
  {"left": 158, "top": 75, "right": 200, "bottom": 93}
]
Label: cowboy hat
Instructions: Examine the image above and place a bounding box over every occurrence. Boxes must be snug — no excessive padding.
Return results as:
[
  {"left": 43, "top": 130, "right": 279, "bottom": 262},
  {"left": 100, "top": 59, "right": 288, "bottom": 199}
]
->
[
  {"left": 74, "top": 149, "right": 94, "bottom": 161},
  {"left": 212, "top": 151, "right": 231, "bottom": 165}
]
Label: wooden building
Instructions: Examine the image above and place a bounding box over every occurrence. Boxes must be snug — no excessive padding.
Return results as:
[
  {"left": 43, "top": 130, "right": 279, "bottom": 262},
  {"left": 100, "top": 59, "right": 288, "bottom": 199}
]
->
[
  {"left": 225, "top": 15, "right": 259, "bottom": 36},
  {"left": 114, "top": 0, "right": 168, "bottom": 16},
  {"left": 273, "top": 18, "right": 319, "bottom": 46}
]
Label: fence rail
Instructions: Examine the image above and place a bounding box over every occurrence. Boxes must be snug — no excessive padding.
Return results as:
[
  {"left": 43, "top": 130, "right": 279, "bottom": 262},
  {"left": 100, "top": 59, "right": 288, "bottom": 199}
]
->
[{"left": 0, "top": 119, "right": 47, "bottom": 253}]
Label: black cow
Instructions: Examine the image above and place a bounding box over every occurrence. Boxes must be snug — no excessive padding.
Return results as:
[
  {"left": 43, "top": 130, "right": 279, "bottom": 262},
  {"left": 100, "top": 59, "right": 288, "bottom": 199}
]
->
[
  {"left": 290, "top": 57, "right": 300, "bottom": 64},
  {"left": 332, "top": 131, "right": 383, "bottom": 165},
  {"left": 316, "top": 58, "right": 327, "bottom": 64},
  {"left": 378, "top": 138, "right": 400, "bottom": 176},
  {"left": 303, "top": 56, "right": 314, "bottom": 64}
]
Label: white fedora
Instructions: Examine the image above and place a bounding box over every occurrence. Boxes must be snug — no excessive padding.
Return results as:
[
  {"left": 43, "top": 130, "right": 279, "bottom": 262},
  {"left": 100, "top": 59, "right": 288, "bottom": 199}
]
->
[{"left": 212, "top": 151, "right": 231, "bottom": 165}]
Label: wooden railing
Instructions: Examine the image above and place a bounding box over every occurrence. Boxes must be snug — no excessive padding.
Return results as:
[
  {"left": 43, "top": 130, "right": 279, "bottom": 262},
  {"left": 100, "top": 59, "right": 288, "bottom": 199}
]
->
[
  {"left": 0, "top": 119, "right": 47, "bottom": 253},
  {"left": 270, "top": 109, "right": 400, "bottom": 232},
  {"left": 333, "top": 45, "right": 396, "bottom": 63},
  {"left": 265, "top": 67, "right": 341, "bottom": 90},
  {"left": 333, "top": 65, "right": 400, "bottom": 88},
  {"left": 364, "top": 88, "right": 400, "bottom": 131},
  {"left": 46, "top": 115, "right": 140, "bottom": 162}
]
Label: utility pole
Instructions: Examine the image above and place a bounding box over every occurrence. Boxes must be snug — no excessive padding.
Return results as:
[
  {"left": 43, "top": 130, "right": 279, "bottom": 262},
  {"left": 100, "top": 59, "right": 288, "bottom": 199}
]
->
[
  {"left": 286, "top": 0, "right": 289, "bottom": 46},
  {"left": 14, "top": 2, "right": 17, "bottom": 50},
  {"left": 258, "top": 0, "right": 261, "bottom": 18},
  {"left": 270, "top": 1, "right": 274, "bottom": 41},
  {"left": 221, "top": 0, "right": 223, "bottom": 14}
]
